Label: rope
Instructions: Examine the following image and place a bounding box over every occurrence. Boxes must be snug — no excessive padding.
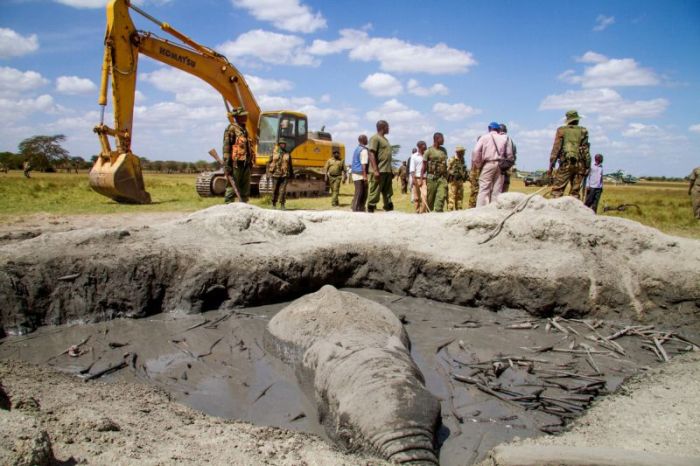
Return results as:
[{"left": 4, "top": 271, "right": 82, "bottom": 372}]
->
[{"left": 479, "top": 186, "right": 551, "bottom": 245}]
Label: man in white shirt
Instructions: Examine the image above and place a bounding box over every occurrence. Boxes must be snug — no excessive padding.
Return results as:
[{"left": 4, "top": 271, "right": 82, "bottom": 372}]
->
[
  {"left": 410, "top": 141, "right": 428, "bottom": 213},
  {"left": 584, "top": 153, "right": 604, "bottom": 213}
]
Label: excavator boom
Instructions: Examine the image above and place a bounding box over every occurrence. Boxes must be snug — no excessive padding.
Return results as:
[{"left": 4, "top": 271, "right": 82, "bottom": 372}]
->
[{"left": 90, "top": 0, "right": 260, "bottom": 204}]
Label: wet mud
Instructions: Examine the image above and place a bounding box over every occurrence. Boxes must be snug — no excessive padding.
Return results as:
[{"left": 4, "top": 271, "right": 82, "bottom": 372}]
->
[{"left": 2, "top": 288, "right": 697, "bottom": 465}]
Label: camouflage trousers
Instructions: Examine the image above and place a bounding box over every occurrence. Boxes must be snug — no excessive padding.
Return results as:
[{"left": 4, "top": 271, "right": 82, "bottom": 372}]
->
[
  {"left": 447, "top": 181, "right": 464, "bottom": 210},
  {"left": 551, "top": 161, "right": 586, "bottom": 199},
  {"left": 692, "top": 187, "right": 700, "bottom": 219},
  {"left": 271, "top": 176, "right": 288, "bottom": 206},
  {"left": 328, "top": 175, "right": 342, "bottom": 206},
  {"left": 427, "top": 176, "right": 448, "bottom": 212},
  {"left": 468, "top": 166, "right": 481, "bottom": 208},
  {"left": 225, "top": 162, "right": 251, "bottom": 203}
]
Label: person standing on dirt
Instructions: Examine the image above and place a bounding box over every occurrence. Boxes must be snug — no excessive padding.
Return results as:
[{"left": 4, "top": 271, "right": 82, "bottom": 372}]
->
[
  {"left": 421, "top": 132, "right": 449, "bottom": 212},
  {"left": 689, "top": 165, "right": 700, "bottom": 219},
  {"left": 398, "top": 161, "right": 408, "bottom": 194},
  {"left": 22, "top": 159, "right": 32, "bottom": 178},
  {"left": 548, "top": 110, "right": 590, "bottom": 199},
  {"left": 499, "top": 124, "right": 517, "bottom": 193},
  {"left": 223, "top": 107, "right": 255, "bottom": 203},
  {"left": 584, "top": 154, "right": 604, "bottom": 214},
  {"left": 367, "top": 120, "right": 394, "bottom": 213},
  {"left": 324, "top": 149, "right": 344, "bottom": 207},
  {"left": 267, "top": 140, "right": 293, "bottom": 210},
  {"left": 446, "top": 146, "right": 468, "bottom": 211},
  {"left": 351, "top": 134, "right": 369, "bottom": 212},
  {"left": 411, "top": 142, "right": 427, "bottom": 213},
  {"left": 473, "top": 122, "right": 514, "bottom": 206}
]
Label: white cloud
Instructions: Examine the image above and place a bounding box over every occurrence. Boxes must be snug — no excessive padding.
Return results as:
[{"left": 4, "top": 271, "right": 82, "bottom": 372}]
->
[
  {"left": 432, "top": 102, "right": 481, "bottom": 121},
  {"left": 320, "top": 94, "right": 331, "bottom": 103},
  {"left": 0, "top": 95, "right": 57, "bottom": 122},
  {"left": 562, "top": 52, "right": 660, "bottom": 88},
  {"left": 407, "top": 79, "right": 448, "bottom": 97},
  {"left": 593, "top": 15, "right": 615, "bottom": 32},
  {"left": 231, "top": 0, "right": 326, "bottom": 34},
  {"left": 622, "top": 122, "right": 664, "bottom": 138},
  {"left": 0, "top": 28, "right": 39, "bottom": 58},
  {"left": 366, "top": 99, "right": 422, "bottom": 124},
  {"left": 244, "top": 75, "right": 294, "bottom": 94},
  {"left": 576, "top": 51, "right": 608, "bottom": 64},
  {"left": 141, "top": 68, "right": 221, "bottom": 106},
  {"left": 56, "top": 76, "right": 97, "bottom": 95},
  {"left": 218, "top": 30, "right": 318, "bottom": 66},
  {"left": 360, "top": 73, "right": 403, "bottom": 97},
  {"left": 540, "top": 88, "right": 669, "bottom": 122},
  {"left": 309, "top": 29, "right": 476, "bottom": 75},
  {"left": 0, "top": 67, "right": 49, "bottom": 97},
  {"left": 689, "top": 124, "right": 700, "bottom": 134}
]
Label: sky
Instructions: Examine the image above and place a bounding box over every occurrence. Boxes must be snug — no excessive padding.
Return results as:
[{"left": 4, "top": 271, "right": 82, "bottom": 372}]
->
[{"left": 1, "top": 0, "right": 699, "bottom": 176}]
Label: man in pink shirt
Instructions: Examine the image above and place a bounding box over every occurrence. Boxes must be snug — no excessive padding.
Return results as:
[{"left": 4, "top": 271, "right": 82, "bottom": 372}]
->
[{"left": 472, "top": 122, "right": 514, "bottom": 206}]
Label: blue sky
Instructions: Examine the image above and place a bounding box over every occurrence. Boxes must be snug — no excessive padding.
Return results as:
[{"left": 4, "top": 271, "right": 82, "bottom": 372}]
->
[{"left": 1, "top": 0, "right": 699, "bottom": 176}]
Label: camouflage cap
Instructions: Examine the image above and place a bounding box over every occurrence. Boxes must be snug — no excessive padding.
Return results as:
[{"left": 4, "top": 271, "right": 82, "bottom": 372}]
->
[
  {"left": 565, "top": 110, "right": 580, "bottom": 124},
  {"left": 455, "top": 145, "right": 466, "bottom": 152}
]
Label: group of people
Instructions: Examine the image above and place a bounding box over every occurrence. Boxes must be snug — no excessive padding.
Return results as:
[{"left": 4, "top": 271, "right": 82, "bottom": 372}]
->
[
  {"left": 220, "top": 106, "right": 697, "bottom": 219},
  {"left": 345, "top": 119, "right": 518, "bottom": 214}
]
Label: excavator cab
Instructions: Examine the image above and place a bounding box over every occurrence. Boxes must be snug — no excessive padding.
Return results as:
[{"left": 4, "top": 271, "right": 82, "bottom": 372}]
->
[{"left": 257, "top": 111, "right": 308, "bottom": 163}]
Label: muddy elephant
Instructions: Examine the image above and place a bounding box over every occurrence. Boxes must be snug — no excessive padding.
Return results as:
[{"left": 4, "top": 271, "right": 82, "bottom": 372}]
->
[{"left": 266, "top": 285, "right": 441, "bottom": 464}]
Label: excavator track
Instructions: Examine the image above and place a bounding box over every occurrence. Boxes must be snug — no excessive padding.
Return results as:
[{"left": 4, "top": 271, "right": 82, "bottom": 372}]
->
[{"left": 195, "top": 170, "right": 227, "bottom": 197}]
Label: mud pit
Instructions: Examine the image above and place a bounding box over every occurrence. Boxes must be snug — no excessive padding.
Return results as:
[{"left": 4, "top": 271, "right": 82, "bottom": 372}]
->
[{"left": 2, "top": 195, "right": 700, "bottom": 464}]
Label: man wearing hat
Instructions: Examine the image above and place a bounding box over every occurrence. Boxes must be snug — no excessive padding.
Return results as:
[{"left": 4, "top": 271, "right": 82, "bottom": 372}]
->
[
  {"left": 472, "top": 121, "right": 514, "bottom": 206},
  {"left": 446, "top": 145, "right": 468, "bottom": 210},
  {"left": 324, "top": 148, "right": 345, "bottom": 207},
  {"left": 266, "top": 140, "right": 293, "bottom": 209},
  {"left": 548, "top": 110, "right": 591, "bottom": 199},
  {"left": 223, "top": 107, "right": 256, "bottom": 203}
]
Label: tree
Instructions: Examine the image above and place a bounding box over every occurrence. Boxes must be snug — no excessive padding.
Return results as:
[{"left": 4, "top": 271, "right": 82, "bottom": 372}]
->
[
  {"left": 0, "top": 151, "right": 22, "bottom": 170},
  {"left": 18, "top": 135, "right": 70, "bottom": 172}
]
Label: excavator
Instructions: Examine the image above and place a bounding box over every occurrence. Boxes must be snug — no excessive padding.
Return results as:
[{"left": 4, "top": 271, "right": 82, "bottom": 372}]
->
[{"left": 90, "top": 0, "right": 343, "bottom": 204}]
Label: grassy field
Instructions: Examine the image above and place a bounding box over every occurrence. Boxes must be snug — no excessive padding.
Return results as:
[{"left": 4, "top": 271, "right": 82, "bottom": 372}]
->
[{"left": 0, "top": 170, "right": 697, "bottom": 239}]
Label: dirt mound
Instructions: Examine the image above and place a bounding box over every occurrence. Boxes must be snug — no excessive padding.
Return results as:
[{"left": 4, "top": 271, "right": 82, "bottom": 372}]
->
[
  {"left": 1, "top": 198, "right": 698, "bottom": 336},
  {"left": 0, "top": 360, "right": 386, "bottom": 465}
]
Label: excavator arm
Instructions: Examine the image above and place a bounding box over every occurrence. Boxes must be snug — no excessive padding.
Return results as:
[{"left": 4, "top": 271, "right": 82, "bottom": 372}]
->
[{"left": 90, "top": 0, "right": 260, "bottom": 204}]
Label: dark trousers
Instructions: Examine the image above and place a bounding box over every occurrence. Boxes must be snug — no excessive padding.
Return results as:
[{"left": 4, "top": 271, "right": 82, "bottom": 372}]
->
[
  {"left": 272, "top": 177, "right": 288, "bottom": 205},
  {"left": 352, "top": 179, "right": 367, "bottom": 211},
  {"left": 585, "top": 187, "right": 603, "bottom": 213}
]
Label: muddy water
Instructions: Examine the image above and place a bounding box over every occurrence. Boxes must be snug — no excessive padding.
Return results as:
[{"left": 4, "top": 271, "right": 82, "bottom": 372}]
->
[{"left": 1, "top": 288, "right": 697, "bottom": 465}]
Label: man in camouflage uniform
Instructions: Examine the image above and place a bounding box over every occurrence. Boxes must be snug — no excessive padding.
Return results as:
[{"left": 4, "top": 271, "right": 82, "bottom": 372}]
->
[
  {"left": 398, "top": 161, "right": 408, "bottom": 194},
  {"left": 447, "top": 145, "right": 468, "bottom": 210},
  {"left": 467, "top": 163, "right": 480, "bottom": 208},
  {"left": 548, "top": 110, "right": 590, "bottom": 199},
  {"left": 267, "top": 140, "right": 293, "bottom": 209},
  {"left": 367, "top": 120, "right": 394, "bottom": 212},
  {"left": 324, "top": 149, "right": 344, "bottom": 207},
  {"left": 223, "top": 107, "right": 255, "bottom": 203},
  {"left": 22, "top": 159, "right": 32, "bottom": 178},
  {"left": 689, "top": 166, "right": 700, "bottom": 220},
  {"left": 421, "top": 132, "right": 448, "bottom": 212}
]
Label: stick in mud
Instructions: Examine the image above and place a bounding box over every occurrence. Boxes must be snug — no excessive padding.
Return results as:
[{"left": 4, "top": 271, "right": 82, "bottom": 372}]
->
[
  {"left": 197, "top": 337, "right": 224, "bottom": 359},
  {"left": 253, "top": 383, "right": 275, "bottom": 403},
  {"left": 83, "top": 361, "right": 128, "bottom": 382}
]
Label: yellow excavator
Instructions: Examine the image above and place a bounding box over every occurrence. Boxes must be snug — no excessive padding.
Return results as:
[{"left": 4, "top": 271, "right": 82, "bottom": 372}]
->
[{"left": 90, "top": 0, "right": 343, "bottom": 204}]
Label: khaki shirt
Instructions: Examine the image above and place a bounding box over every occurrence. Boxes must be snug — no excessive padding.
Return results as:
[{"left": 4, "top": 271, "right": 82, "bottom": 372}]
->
[
  {"left": 423, "top": 146, "right": 448, "bottom": 178},
  {"left": 368, "top": 133, "right": 393, "bottom": 173}
]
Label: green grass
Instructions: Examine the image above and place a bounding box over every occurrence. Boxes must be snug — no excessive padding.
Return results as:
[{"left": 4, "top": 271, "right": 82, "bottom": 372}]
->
[{"left": 0, "top": 171, "right": 697, "bottom": 239}]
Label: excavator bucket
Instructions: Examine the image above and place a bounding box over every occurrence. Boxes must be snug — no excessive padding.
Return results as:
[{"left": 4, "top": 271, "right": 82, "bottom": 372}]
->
[{"left": 89, "top": 152, "right": 151, "bottom": 204}]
